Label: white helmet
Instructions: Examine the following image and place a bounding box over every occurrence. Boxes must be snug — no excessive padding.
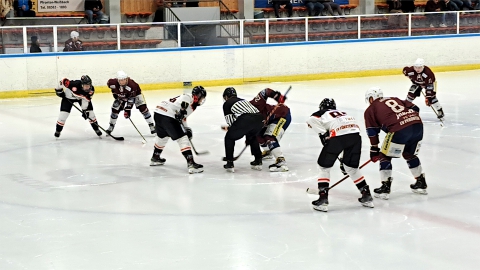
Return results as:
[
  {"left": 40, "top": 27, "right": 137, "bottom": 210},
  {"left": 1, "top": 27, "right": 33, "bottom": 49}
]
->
[
  {"left": 117, "top": 70, "right": 128, "bottom": 80},
  {"left": 365, "top": 87, "right": 383, "bottom": 104},
  {"left": 70, "top": 31, "right": 79, "bottom": 39},
  {"left": 414, "top": 58, "right": 425, "bottom": 67}
]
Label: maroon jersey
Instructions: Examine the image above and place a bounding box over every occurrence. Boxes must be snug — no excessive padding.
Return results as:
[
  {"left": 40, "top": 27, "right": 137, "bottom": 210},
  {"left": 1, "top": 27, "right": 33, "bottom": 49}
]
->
[
  {"left": 403, "top": 65, "right": 435, "bottom": 86},
  {"left": 364, "top": 97, "right": 422, "bottom": 145},
  {"left": 107, "top": 78, "right": 142, "bottom": 102},
  {"left": 250, "top": 88, "right": 289, "bottom": 120},
  {"left": 63, "top": 38, "right": 83, "bottom": 51}
]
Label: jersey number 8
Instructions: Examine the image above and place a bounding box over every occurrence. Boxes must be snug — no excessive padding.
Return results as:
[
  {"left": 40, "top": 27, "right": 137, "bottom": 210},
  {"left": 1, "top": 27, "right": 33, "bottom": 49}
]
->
[{"left": 385, "top": 100, "right": 404, "bottom": 113}]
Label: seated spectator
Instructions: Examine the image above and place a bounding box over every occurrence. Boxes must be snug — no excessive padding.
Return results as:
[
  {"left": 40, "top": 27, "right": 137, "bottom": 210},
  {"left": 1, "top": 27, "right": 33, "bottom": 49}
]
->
[
  {"left": 13, "top": 0, "right": 35, "bottom": 17},
  {"left": 84, "top": 0, "right": 104, "bottom": 24},
  {"left": 460, "top": 0, "right": 474, "bottom": 9},
  {"left": 400, "top": 0, "right": 415, "bottom": 13},
  {"left": 425, "top": 0, "right": 447, "bottom": 27},
  {"left": 476, "top": 0, "right": 480, "bottom": 9},
  {"left": 64, "top": 31, "right": 83, "bottom": 52},
  {"left": 387, "top": 0, "right": 407, "bottom": 28},
  {"left": 304, "top": 0, "right": 325, "bottom": 16},
  {"left": 272, "top": 0, "right": 293, "bottom": 18},
  {"left": 319, "top": 0, "right": 344, "bottom": 17},
  {"left": 30, "top": 36, "right": 41, "bottom": 53}
]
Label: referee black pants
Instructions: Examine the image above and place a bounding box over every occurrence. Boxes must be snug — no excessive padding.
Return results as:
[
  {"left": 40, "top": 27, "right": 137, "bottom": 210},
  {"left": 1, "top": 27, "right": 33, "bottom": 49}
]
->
[{"left": 225, "top": 113, "right": 264, "bottom": 161}]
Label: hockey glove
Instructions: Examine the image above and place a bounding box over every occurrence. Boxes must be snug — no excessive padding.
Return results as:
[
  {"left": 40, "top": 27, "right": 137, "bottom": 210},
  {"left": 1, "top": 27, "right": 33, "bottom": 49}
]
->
[
  {"left": 124, "top": 109, "right": 131, "bottom": 119},
  {"left": 273, "top": 91, "right": 287, "bottom": 103},
  {"left": 370, "top": 146, "right": 381, "bottom": 163},
  {"left": 319, "top": 132, "right": 329, "bottom": 146},
  {"left": 175, "top": 110, "right": 187, "bottom": 122},
  {"left": 81, "top": 110, "right": 89, "bottom": 120},
  {"left": 55, "top": 88, "right": 65, "bottom": 98},
  {"left": 425, "top": 98, "right": 431, "bottom": 107},
  {"left": 185, "top": 127, "right": 193, "bottom": 139}
]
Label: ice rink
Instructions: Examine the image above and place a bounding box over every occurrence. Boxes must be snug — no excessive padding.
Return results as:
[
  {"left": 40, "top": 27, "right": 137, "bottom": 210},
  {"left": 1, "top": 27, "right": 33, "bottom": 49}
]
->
[{"left": 1, "top": 70, "right": 479, "bottom": 269}]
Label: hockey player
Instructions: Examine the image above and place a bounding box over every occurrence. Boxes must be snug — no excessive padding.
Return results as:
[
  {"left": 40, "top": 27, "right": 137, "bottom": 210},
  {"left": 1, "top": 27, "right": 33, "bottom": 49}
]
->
[
  {"left": 250, "top": 88, "right": 291, "bottom": 172},
  {"left": 364, "top": 87, "right": 427, "bottom": 199},
  {"left": 403, "top": 58, "right": 444, "bottom": 119},
  {"left": 150, "top": 86, "right": 206, "bottom": 174},
  {"left": 106, "top": 71, "right": 155, "bottom": 135},
  {"left": 307, "top": 98, "right": 374, "bottom": 212},
  {"left": 222, "top": 87, "right": 264, "bottom": 172},
  {"left": 54, "top": 75, "right": 102, "bottom": 138}
]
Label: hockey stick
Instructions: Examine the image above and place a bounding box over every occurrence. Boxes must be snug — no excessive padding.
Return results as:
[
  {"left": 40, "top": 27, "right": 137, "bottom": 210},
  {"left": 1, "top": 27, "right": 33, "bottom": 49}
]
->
[
  {"left": 421, "top": 90, "right": 444, "bottom": 127},
  {"left": 306, "top": 159, "right": 371, "bottom": 195},
  {"left": 180, "top": 122, "right": 209, "bottom": 155},
  {"left": 221, "top": 86, "right": 292, "bottom": 162},
  {"left": 67, "top": 99, "right": 125, "bottom": 141},
  {"left": 129, "top": 118, "right": 147, "bottom": 144}
]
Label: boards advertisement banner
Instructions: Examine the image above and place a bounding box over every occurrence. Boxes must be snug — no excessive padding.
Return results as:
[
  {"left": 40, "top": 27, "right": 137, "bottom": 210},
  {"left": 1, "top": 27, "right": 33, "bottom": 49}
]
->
[{"left": 36, "top": 0, "right": 84, "bottom": 13}]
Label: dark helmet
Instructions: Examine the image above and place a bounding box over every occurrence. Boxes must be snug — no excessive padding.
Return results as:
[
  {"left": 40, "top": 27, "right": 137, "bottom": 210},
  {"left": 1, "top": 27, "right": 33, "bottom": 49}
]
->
[
  {"left": 192, "top": 86, "right": 206, "bottom": 105},
  {"left": 319, "top": 98, "right": 336, "bottom": 111},
  {"left": 223, "top": 87, "right": 237, "bottom": 100},
  {"left": 81, "top": 75, "right": 92, "bottom": 85}
]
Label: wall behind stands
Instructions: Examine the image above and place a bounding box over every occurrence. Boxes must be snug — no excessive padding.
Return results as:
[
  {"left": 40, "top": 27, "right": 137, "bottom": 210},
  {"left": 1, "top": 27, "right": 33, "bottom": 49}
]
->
[{"left": 1, "top": 34, "right": 480, "bottom": 97}]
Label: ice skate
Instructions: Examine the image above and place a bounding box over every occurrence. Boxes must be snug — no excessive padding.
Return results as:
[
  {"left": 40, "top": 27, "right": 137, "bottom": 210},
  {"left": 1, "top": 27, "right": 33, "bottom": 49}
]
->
[
  {"left": 224, "top": 161, "right": 234, "bottom": 173},
  {"left": 261, "top": 150, "right": 273, "bottom": 160},
  {"left": 54, "top": 131, "right": 61, "bottom": 138},
  {"left": 149, "top": 123, "right": 156, "bottom": 134},
  {"left": 250, "top": 159, "right": 262, "bottom": 171},
  {"left": 188, "top": 161, "right": 204, "bottom": 174},
  {"left": 373, "top": 178, "right": 392, "bottom": 200},
  {"left": 312, "top": 188, "right": 329, "bottom": 212},
  {"left": 358, "top": 185, "right": 374, "bottom": 208},
  {"left": 410, "top": 173, "right": 428, "bottom": 195},
  {"left": 95, "top": 129, "right": 102, "bottom": 137},
  {"left": 150, "top": 157, "right": 166, "bottom": 166},
  {"left": 269, "top": 157, "right": 288, "bottom": 172},
  {"left": 106, "top": 124, "right": 115, "bottom": 134}
]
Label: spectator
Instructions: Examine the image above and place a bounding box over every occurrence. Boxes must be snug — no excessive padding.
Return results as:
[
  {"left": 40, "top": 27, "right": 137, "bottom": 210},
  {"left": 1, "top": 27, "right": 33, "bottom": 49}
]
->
[
  {"left": 445, "top": 0, "right": 462, "bottom": 10},
  {"left": 153, "top": 0, "right": 165, "bottom": 22},
  {"left": 13, "top": 0, "right": 35, "bottom": 17},
  {"left": 304, "top": 0, "right": 325, "bottom": 16},
  {"left": 1, "top": 1, "right": 14, "bottom": 18},
  {"left": 84, "top": 0, "right": 104, "bottom": 24},
  {"left": 272, "top": 0, "right": 293, "bottom": 19},
  {"left": 320, "top": 0, "right": 345, "bottom": 17},
  {"left": 387, "top": 0, "right": 407, "bottom": 28},
  {"left": 30, "top": 36, "right": 41, "bottom": 53},
  {"left": 64, "top": 31, "right": 83, "bottom": 52},
  {"left": 400, "top": 0, "right": 415, "bottom": 13},
  {"left": 425, "top": 0, "right": 447, "bottom": 27}
]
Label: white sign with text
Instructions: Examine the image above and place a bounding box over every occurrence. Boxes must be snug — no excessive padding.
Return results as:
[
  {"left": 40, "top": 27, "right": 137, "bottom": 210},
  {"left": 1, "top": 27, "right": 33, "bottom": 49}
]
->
[{"left": 37, "top": 0, "right": 84, "bottom": 13}]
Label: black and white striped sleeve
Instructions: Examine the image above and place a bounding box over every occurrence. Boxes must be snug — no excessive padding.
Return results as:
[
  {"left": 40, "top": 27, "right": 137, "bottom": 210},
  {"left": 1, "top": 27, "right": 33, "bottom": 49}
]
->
[{"left": 231, "top": 100, "right": 259, "bottom": 115}]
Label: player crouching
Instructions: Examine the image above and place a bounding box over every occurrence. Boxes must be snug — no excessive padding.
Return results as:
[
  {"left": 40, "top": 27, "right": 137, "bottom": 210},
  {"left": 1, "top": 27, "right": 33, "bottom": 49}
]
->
[
  {"left": 54, "top": 75, "right": 102, "bottom": 138},
  {"left": 106, "top": 71, "right": 155, "bottom": 135},
  {"left": 150, "top": 86, "right": 207, "bottom": 174},
  {"left": 307, "top": 98, "right": 374, "bottom": 212}
]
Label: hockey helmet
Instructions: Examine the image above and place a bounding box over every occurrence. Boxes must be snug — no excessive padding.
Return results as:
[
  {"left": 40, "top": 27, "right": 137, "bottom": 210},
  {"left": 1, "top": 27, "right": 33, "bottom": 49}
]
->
[
  {"left": 414, "top": 58, "right": 425, "bottom": 67},
  {"left": 70, "top": 31, "right": 79, "bottom": 39},
  {"left": 81, "top": 75, "right": 92, "bottom": 85},
  {"left": 319, "top": 98, "right": 336, "bottom": 111},
  {"left": 192, "top": 86, "right": 207, "bottom": 105},
  {"left": 117, "top": 70, "right": 128, "bottom": 80},
  {"left": 223, "top": 87, "right": 237, "bottom": 101},
  {"left": 365, "top": 87, "right": 383, "bottom": 104}
]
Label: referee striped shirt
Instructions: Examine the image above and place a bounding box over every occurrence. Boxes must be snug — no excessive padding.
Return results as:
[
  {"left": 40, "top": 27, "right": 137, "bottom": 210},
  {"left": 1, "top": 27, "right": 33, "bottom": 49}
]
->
[{"left": 223, "top": 97, "right": 260, "bottom": 126}]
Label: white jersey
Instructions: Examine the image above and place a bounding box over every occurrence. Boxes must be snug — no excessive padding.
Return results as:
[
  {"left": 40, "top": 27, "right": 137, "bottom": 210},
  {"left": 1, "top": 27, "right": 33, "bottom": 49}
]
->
[
  {"left": 154, "top": 94, "right": 195, "bottom": 125},
  {"left": 306, "top": 109, "right": 360, "bottom": 138}
]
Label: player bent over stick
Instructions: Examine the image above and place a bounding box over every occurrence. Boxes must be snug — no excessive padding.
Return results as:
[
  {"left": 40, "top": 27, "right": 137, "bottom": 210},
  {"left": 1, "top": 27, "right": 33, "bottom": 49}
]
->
[
  {"left": 307, "top": 98, "right": 374, "bottom": 212},
  {"left": 54, "top": 75, "right": 102, "bottom": 138},
  {"left": 364, "top": 87, "right": 428, "bottom": 199},
  {"left": 150, "top": 86, "right": 207, "bottom": 174},
  {"left": 250, "top": 88, "right": 291, "bottom": 172},
  {"left": 106, "top": 71, "right": 155, "bottom": 135},
  {"left": 403, "top": 58, "right": 444, "bottom": 119}
]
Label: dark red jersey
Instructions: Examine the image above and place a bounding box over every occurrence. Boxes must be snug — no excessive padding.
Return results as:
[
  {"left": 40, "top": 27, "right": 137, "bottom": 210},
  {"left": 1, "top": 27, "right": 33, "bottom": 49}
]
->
[
  {"left": 364, "top": 97, "right": 422, "bottom": 145},
  {"left": 403, "top": 65, "right": 435, "bottom": 86},
  {"left": 107, "top": 78, "right": 142, "bottom": 102},
  {"left": 250, "top": 88, "right": 289, "bottom": 120}
]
